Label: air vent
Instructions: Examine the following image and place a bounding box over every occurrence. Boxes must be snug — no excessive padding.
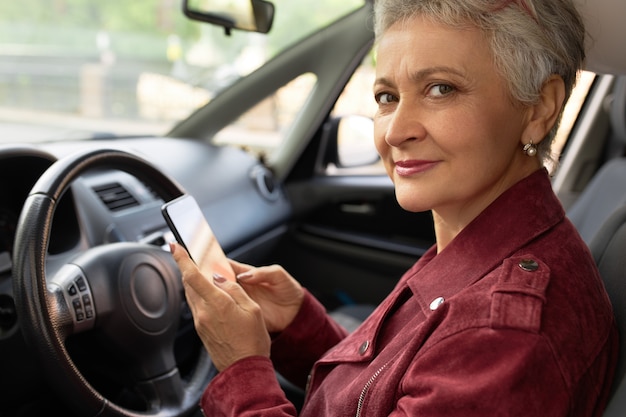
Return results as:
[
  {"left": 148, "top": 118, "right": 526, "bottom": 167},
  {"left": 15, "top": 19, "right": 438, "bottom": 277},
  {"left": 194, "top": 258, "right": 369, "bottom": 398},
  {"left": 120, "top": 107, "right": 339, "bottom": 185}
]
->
[
  {"left": 93, "top": 182, "right": 140, "bottom": 212},
  {"left": 251, "top": 165, "right": 280, "bottom": 201}
]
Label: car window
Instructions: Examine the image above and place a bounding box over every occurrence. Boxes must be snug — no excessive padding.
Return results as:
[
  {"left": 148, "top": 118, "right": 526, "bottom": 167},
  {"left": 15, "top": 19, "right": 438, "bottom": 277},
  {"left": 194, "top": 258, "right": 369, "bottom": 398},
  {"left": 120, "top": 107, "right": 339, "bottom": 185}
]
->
[
  {"left": 549, "top": 70, "right": 596, "bottom": 173},
  {"left": 213, "top": 46, "right": 380, "bottom": 167},
  {"left": 0, "top": 0, "right": 364, "bottom": 143},
  {"left": 213, "top": 72, "right": 318, "bottom": 160}
]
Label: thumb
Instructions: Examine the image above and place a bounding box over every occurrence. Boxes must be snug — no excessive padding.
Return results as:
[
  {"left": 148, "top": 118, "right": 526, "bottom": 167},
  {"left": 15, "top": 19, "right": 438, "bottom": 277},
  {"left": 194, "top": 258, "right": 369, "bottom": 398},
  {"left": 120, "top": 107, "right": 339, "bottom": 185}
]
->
[
  {"left": 228, "top": 259, "right": 254, "bottom": 276},
  {"left": 170, "top": 242, "right": 216, "bottom": 299},
  {"left": 170, "top": 242, "right": 198, "bottom": 276}
]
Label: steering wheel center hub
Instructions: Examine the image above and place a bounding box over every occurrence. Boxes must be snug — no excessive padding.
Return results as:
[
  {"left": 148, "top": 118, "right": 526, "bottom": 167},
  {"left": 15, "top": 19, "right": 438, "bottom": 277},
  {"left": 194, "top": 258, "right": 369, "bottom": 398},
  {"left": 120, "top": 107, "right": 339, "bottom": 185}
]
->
[
  {"left": 131, "top": 264, "right": 168, "bottom": 317},
  {"left": 121, "top": 253, "right": 178, "bottom": 333}
]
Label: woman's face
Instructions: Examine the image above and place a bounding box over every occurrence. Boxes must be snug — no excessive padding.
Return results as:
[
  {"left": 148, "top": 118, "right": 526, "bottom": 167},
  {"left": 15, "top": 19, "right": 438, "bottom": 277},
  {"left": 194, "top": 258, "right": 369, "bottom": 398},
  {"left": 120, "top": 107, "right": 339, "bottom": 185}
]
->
[{"left": 373, "top": 15, "right": 540, "bottom": 225}]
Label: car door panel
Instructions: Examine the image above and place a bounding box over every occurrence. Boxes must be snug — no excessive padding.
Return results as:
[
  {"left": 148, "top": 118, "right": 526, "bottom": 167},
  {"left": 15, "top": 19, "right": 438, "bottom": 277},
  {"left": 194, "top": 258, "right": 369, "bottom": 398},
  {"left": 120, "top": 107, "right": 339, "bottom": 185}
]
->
[{"left": 269, "top": 176, "right": 435, "bottom": 310}]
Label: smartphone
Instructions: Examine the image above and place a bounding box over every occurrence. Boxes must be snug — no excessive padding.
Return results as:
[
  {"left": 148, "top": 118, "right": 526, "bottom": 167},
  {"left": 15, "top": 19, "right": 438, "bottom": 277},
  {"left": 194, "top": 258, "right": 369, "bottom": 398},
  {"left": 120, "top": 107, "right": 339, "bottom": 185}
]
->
[{"left": 161, "top": 194, "right": 235, "bottom": 281}]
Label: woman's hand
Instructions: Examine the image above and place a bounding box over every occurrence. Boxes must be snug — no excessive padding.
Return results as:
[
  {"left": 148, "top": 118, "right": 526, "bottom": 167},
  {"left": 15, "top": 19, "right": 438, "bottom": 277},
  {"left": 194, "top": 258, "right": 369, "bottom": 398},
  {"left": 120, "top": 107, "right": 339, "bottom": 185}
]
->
[
  {"left": 170, "top": 242, "right": 271, "bottom": 372},
  {"left": 229, "top": 259, "right": 304, "bottom": 333}
]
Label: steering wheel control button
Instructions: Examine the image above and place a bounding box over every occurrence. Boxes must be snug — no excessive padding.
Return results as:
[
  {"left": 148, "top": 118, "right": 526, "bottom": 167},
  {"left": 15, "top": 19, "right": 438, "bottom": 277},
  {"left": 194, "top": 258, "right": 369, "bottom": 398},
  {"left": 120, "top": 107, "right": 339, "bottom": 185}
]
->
[
  {"left": 54, "top": 264, "right": 96, "bottom": 332},
  {"left": 358, "top": 340, "right": 370, "bottom": 355},
  {"left": 518, "top": 259, "right": 539, "bottom": 272},
  {"left": 67, "top": 283, "right": 77, "bottom": 296},
  {"left": 82, "top": 294, "right": 94, "bottom": 319},
  {"left": 429, "top": 296, "right": 445, "bottom": 311},
  {"left": 76, "top": 276, "right": 87, "bottom": 291},
  {"left": 73, "top": 298, "right": 85, "bottom": 321}
]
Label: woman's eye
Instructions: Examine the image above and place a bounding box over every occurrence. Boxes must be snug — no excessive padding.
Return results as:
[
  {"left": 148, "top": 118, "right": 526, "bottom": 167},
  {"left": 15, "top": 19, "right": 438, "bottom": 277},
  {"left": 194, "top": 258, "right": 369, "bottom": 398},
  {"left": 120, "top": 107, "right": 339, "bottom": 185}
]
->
[
  {"left": 428, "top": 84, "right": 455, "bottom": 97},
  {"left": 375, "top": 92, "right": 396, "bottom": 105}
]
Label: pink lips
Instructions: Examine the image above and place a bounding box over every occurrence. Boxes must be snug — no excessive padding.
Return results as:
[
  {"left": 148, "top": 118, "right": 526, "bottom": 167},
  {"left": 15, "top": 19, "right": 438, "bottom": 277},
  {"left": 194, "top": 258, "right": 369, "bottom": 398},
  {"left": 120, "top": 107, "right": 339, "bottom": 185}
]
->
[{"left": 394, "top": 160, "right": 439, "bottom": 176}]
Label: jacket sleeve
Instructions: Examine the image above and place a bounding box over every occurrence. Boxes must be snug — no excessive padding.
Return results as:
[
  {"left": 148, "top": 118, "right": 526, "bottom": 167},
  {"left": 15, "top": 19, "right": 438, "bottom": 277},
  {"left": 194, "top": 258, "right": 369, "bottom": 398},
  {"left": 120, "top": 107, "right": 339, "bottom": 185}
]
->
[
  {"left": 200, "top": 289, "right": 348, "bottom": 417},
  {"left": 271, "top": 289, "right": 349, "bottom": 388},
  {"left": 201, "top": 356, "right": 298, "bottom": 417}
]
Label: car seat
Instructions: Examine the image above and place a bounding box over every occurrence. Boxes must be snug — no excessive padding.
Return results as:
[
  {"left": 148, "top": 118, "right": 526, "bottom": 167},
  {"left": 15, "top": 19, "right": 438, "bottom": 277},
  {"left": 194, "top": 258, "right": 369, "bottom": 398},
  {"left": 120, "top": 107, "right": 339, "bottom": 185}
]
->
[
  {"left": 567, "top": 158, "right": 626, "bottom": 243},
  {"left": 588, "top": 205, "right": 626, "bottom": 416},
  {"left": 567, "top": 76, "right": 626, "bottom": 244}
]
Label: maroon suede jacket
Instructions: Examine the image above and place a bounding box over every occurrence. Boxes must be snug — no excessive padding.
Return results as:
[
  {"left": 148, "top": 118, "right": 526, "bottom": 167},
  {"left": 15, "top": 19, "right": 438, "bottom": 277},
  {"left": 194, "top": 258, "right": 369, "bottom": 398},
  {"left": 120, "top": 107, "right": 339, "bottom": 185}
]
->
[{"left": 202, "top": 169, "right": 619, "bottom": 416}]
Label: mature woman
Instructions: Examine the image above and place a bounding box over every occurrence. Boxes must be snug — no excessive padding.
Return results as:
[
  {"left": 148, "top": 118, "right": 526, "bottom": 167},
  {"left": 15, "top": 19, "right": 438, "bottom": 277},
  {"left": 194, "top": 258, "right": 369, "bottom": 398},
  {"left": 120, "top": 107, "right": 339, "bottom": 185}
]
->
[{"left": 171, "top": 0, "right": 618, "bottom": 415}]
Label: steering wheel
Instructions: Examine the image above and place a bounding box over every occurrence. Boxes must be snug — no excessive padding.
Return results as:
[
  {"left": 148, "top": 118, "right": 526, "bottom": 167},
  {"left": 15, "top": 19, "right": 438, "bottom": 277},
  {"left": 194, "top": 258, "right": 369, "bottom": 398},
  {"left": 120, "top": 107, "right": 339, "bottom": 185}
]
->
[{"left": 12, "top": 148, "right": 211, "bottom": 417}]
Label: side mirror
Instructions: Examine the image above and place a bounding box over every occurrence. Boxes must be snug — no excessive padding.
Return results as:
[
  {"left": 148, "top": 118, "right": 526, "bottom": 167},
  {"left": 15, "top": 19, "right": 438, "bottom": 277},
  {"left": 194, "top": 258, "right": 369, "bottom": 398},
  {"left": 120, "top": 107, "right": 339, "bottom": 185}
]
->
[
  {"left": 182, "top": 0, "right": 274, "bottom": 35},
  {"left": 320, "top": 115, "right": 380, "bottom": 171}
]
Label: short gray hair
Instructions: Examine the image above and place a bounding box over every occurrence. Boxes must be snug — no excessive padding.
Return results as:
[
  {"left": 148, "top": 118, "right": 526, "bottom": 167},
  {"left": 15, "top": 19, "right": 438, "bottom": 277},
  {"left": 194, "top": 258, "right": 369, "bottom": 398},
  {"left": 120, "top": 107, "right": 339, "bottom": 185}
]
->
[{"left": 373, "top": 0, "right": 586, "bottom": 163}]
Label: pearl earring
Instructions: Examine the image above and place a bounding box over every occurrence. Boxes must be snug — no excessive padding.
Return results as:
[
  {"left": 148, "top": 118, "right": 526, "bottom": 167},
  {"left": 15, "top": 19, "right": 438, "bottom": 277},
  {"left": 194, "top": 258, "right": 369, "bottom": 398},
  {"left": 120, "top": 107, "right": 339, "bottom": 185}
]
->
[{"left": 523, "top": 140, "right": 537, "bottom": 157}]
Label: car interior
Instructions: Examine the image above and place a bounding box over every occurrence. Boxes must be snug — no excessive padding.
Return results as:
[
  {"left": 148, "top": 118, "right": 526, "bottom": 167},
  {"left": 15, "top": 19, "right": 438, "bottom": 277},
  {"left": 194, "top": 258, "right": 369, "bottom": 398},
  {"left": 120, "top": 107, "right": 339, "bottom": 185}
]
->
[{"left": 0, "top": 0, "right": 624, "bottom": 416}]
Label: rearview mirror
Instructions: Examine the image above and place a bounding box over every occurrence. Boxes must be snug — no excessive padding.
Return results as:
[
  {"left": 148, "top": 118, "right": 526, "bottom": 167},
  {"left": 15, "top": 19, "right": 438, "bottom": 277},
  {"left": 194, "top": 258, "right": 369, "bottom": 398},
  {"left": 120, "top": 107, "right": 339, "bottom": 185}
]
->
[{"left": 182, "top": 0, "right": 274, "bottom": 35}]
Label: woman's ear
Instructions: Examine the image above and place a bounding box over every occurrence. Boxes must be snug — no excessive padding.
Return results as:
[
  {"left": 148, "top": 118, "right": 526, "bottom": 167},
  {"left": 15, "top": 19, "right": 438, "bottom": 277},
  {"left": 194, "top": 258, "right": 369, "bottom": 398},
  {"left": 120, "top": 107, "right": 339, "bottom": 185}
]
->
[{"left": 523, "top": 75, "right": 566, "bottom": 143}]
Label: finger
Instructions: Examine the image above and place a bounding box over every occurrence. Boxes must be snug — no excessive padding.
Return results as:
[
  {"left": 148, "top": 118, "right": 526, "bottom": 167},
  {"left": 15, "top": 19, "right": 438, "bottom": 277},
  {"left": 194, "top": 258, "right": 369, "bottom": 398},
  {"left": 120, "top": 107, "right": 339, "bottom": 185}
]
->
[
  {"left": 170, "top": 242, "right": 223, "bottom": 301},
  {"left": 213, "top": 274, "right": 258, "bottom": 310},
  {"left": 236, "top": 264, "right": 287, "bottom": 285},
  {"left": 228, "top": 259, "right": 253, "bottom": 275},
  {"left": 170, "top": 242, "right": 197, "bottom": 276},
  {"left": 227, "top": 259, "right": 265, "bottom": 284}
]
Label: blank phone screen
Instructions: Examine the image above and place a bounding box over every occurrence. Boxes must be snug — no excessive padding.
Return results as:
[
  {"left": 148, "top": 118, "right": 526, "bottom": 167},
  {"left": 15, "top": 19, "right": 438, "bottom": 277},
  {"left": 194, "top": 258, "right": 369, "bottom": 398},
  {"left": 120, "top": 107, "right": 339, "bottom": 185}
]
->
[{"left": 162, "top": 195, "right": 235, "bottom": 281}]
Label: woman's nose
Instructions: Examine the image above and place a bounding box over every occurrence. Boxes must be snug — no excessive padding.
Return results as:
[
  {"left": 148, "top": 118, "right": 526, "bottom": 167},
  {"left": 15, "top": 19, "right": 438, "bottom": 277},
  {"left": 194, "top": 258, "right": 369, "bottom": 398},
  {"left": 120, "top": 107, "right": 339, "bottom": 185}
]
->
[{"left": 383, "top": 102, "right": 426, "bottom": 147}]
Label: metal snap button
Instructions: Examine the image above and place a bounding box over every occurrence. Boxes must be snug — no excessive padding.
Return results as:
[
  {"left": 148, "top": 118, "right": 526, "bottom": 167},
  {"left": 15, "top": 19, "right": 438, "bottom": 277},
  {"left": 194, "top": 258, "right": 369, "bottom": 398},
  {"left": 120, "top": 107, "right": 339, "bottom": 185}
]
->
[
  {"left": 518, "top": 259, "right": 539, "bottom": 272},
  {"left": 358, "top": 340, "right": 370, "bottom": 355},
  {"left": 429, "top": 296, "right": 445, "bottom": 310}
]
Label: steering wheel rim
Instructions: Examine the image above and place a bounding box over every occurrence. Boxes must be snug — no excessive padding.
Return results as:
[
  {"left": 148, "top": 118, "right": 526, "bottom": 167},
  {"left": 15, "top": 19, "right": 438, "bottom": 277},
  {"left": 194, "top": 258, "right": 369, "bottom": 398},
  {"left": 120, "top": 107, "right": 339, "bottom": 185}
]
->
[{"left": 12, "top": 148, "right": 211, "bottom": 417}]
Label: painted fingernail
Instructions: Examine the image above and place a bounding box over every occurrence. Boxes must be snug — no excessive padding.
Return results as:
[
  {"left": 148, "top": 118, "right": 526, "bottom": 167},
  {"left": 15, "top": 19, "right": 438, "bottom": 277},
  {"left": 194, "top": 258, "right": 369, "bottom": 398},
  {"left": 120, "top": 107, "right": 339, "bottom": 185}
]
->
[
  {"left": 169, "top": 242, "right": 176, "bottom": 253},
  {"left": 213, "top": 273, "right": 227, "bottom": 284},
  {"left": 236, "top": 271, "right": 253, "bottom": 281}
]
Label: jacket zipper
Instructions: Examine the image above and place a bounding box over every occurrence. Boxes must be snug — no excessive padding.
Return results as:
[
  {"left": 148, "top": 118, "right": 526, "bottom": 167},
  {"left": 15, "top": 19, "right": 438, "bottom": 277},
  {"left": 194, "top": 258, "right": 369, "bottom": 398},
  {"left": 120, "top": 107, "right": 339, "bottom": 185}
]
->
[{"left": 355, "top": 363, "right": 388, "bottom": 417}]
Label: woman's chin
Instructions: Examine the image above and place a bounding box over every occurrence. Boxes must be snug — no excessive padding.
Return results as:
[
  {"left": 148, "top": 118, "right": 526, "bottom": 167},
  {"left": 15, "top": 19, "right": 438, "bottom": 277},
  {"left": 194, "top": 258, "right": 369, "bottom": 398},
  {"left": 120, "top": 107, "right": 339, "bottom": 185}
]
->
[{"left": 394, "top": 192, "right": 431, "bottom": 213}]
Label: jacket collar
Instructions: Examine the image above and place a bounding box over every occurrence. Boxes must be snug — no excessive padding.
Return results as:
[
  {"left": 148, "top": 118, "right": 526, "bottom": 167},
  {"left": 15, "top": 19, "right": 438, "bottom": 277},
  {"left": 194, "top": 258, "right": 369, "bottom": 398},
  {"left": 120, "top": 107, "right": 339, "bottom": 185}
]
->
[{"left": 406, "top": 168, "right": 565, "bottom": 313}]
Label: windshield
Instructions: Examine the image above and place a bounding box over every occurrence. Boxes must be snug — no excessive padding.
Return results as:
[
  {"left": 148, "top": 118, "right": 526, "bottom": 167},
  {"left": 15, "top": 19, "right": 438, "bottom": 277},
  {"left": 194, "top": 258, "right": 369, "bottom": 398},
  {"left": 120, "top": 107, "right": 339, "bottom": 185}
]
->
[{"left": 0, "top": 0, "right": 363, "bottom": 143}]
